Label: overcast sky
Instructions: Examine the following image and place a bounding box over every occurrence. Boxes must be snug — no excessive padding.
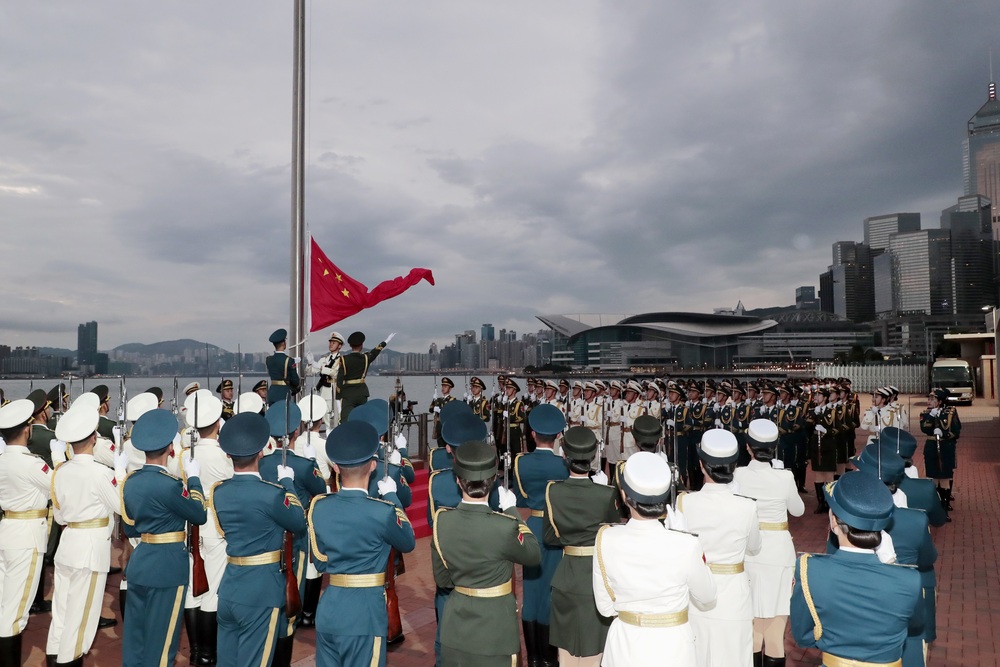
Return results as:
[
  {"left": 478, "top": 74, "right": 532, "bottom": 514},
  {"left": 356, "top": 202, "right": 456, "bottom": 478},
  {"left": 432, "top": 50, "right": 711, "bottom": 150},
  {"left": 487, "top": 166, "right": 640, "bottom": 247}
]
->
[{"left": 2, "top": 2, "right": 999, "bottom": 355}]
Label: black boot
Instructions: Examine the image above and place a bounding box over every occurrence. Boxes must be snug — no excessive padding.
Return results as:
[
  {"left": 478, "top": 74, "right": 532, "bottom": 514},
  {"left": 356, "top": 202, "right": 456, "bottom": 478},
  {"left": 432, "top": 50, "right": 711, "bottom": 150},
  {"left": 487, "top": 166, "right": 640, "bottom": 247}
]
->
[
  {"left": 299, "top": 578, "right": 321, "bottom": 628},
  {"left": 30, "top": 564, "right": 51, "bottom": 614},
  {"left": 119, "top": 588, "right": 127, "bottom": 623},
  {"left": 196, "top": 610, "right": 218, "bottom": 666},
  {"left": 55, "top": 659, "right": 83, "bottom": 667},
  {"left": 813, "top": 483, "right": 828, "bottom": 514},
  {"left": 183, "top": 608, "right": 200, "bottom": 666},
  {"left": 536, "top": 623, "right": 556, "bottom": 667},
  {"left": 753, "top": 651, "right": 763, "bottom": 667},
  {"left": 763, "top": 656, "right": 786, "bottom": 667},
  {"left": 46, "top": 655, "right": 57, "bottom": 667},
  {"left": 0, "top": 634, "right": 22, "bottom": 667},
  {"left": 794, "top": 466, "right": 807, "bottom": 493},
  {"left": 271, "top": 636, "right": 294, "bottom": 667},
  {"left": 942, "top": 487, "right": 955, "bottom": 512},
  {"left": 521, "top": 620, "right": 538, "bottom": 667}
]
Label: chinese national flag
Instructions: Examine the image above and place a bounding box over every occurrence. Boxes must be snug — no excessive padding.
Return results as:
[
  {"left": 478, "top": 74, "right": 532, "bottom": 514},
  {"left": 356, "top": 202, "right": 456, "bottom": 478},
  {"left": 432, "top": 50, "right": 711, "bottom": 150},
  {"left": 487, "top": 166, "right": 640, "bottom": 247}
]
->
[{"left": 309, "top": 238, "right": 434, "bottom": 331}]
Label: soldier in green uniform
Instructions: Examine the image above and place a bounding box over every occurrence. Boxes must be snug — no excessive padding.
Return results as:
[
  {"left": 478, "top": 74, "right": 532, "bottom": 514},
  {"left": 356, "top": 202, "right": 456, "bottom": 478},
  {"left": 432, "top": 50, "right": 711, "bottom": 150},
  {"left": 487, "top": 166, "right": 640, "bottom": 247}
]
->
[
  {"left": 467, "top": 377, "right": 491, "bottom": 423},
  {"left": 216, "top": 380, "right": 235, "bottom": 421},
  {"left": 336, "top": 331, "right": 394, "bottom": 422},
  {"left": 543, "top": 426, "right": 619, "bottom": 666},
  {"left": 120, "top": 409, "right": 208, "bottom": 667},
  {"left": 211, "top": 412, "right": 308, "bottom": 667},
  {"left": 432, "top": 440, "right": 541, "bottom": 666},
  {"left": 90, "top": 385, "right": 117, "bottom": 441},
  {"left": 46, "top": 384, "right": 69, "bottom": 430},
  {"left": 429, "top": 377, "right": 457, "bottom": 440},
  {"left": 265, "top": 329, "right": 301, "bottom": 406}
]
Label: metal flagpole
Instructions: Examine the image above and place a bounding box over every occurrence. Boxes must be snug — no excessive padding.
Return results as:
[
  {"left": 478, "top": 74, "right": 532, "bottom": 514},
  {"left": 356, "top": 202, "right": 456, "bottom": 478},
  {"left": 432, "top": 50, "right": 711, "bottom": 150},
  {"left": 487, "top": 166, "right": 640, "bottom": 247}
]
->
[{"left": 289, "top": 0, "right": 307, "bottom": 354}]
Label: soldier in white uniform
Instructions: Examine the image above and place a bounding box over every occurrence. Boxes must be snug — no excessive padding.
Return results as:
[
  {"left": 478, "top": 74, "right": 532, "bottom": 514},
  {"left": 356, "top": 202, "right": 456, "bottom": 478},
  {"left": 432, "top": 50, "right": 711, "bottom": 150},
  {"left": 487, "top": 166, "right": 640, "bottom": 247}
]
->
[
  {"left": 47, "top": 405, "right": 126, "bottom": 666},
  {"left": 673, "top": 429, "right": 762, "bottom": 667},
  {"left": 178, "top": 390, "right": 231, "bottom": 666},
  {"left": 0, "top": 399, "right": 53, "bottom": 665},
  {"left": 732, "top": 420, "right": 805, "bottom": 667},
  {"left": 593, "top": 451, "right": 716, "bottom": 667},
  {"left": 642, "top": 383, "right": 662, "bottom": 420},
  {"left": 568, "top": 381, "right": 585, "bottom": 427},
  {"left": 310, "top": 331, "right": 344, "bottom": 431},
  {"left": 602, "top": 381, "right": 624, "bottom": 475},
  {"left": 619, "top": 381, "right": 644, "bottom": 462},
  {"left": 580, "top": 382, "right": 604, "bottom": 472},
  {"left": 293, "top": 392, "right": 329, "bottom": 629},
  {"left": 860, "top": 387, "right": 898, "bottom": 443}
]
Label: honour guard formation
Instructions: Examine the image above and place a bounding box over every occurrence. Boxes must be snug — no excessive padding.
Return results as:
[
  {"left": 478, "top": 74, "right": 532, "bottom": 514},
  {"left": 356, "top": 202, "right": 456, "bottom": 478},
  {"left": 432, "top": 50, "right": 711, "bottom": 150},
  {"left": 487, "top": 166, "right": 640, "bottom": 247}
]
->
[{"left": 1, "top": 345, "right": 965, "bottom": 665}]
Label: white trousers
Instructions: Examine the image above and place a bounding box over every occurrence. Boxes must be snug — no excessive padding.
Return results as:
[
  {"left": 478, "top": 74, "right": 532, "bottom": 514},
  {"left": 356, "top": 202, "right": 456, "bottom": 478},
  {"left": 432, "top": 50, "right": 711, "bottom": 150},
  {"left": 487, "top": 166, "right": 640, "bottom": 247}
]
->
[
  {"left": 185, "top": 536, "right": 228, "bottom": 612},
  {"left": 0, "top": 547, "right": 44, "bottom": 636},
  {"left": 46, "top": 564, "right": 107, "bottom": 662}
]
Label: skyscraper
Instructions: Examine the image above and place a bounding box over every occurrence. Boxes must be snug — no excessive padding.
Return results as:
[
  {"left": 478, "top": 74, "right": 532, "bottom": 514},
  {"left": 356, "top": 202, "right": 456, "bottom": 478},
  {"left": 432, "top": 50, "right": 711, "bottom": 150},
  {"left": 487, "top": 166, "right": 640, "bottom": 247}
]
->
[
  {"left": 829, "top": 241, "right": 874, "bottom": 323},
  {"left": 77, "top": 321, "right": 98, "bottom": 366},
  {"left": 964, "top": 79, "right": 1000, "bottom": 227},
  {"left": 863, "top": 213, "right": 921, "bottom": 251},
  {"left": 481, "top": 323, "right": 495, "bottom": 341},
  {"left": 887, "top": 230, "right": 952, "bottom": 315},
  {"left": 941, "top": 194, "right": 993, "bottom": 313}
]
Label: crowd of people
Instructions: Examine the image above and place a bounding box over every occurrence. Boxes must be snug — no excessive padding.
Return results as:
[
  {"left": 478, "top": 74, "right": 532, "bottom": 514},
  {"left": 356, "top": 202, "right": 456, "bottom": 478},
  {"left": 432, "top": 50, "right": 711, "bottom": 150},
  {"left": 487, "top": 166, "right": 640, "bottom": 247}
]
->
[{"left": 0, "top": 327, "right": 961, "bottom": 666}]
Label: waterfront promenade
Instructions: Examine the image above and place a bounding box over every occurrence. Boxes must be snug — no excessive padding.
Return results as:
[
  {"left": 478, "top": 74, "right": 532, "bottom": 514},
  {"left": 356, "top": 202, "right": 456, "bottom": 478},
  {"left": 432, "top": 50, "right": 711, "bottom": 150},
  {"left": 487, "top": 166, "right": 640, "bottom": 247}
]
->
[{"left": 18, "top": 397, "right": 999, "bottom": 666}]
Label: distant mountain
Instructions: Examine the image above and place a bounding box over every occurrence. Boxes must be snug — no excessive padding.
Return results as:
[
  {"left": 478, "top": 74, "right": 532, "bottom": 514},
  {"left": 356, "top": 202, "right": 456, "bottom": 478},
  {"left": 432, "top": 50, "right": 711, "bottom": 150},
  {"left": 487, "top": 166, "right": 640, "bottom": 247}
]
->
[
  {"left": 112, "top": 339, "right": 227, "bottom": 356},
  {"left": 744, "top": 305, "right": 797, "bottom": 318}
]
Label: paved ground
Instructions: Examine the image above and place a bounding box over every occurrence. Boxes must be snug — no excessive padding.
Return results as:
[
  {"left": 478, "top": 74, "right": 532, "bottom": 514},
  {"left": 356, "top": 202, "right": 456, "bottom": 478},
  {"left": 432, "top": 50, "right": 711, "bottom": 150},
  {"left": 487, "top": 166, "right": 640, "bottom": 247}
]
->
[{"left": 19, "top": 397, "right": 999, "bottom": 666}]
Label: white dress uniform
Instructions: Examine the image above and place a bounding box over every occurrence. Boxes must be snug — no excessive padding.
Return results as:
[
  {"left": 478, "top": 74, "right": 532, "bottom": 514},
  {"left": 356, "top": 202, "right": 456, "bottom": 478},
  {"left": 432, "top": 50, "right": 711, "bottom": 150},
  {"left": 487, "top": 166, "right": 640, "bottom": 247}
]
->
[
  {"left": 0, "top": 445, "right": 52, "bottom": 637},
  {"left": 620, "top": 401, "right": 643, "bottom": 460},
  {"left": 179, "top": 438, "right": 233, "bottom": 612},
  {"left": 47, "top": 454, "right": 121, "bottom": 663},
  {"left": 642, "top": 398, "right": 662, "bottom": 420},
  {"left": 732, "top": 460, "right": 804, "bottom": 616},
  {"left": 581, "top": 400, "right": 604, "bottom": 471},
  {"left": 593, "top": 520, "right": 716, "bottom": 667},
  {"left": 604, "top": 398, "right": 624, "bottom": 465},
  {"left": 678, "top": 485, "right": 762, "bottom": 667},
  {"left": 314, "top": 351, "right": 342, "bottom": 430}
]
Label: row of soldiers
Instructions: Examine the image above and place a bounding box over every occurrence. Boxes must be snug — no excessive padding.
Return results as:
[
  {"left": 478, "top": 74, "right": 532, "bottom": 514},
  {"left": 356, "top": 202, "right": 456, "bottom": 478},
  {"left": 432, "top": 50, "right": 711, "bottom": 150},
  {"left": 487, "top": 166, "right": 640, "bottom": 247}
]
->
[{"left": 424, "top": 377, "right": 953, "bottom": 667}]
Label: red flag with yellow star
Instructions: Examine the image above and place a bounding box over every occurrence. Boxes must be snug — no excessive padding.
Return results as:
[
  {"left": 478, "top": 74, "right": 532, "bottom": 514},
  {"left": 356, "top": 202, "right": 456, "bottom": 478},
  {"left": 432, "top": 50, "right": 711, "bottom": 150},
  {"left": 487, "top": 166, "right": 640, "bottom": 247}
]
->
[{"left": 309, "top": 238, "right": 434, "bottom": 331}]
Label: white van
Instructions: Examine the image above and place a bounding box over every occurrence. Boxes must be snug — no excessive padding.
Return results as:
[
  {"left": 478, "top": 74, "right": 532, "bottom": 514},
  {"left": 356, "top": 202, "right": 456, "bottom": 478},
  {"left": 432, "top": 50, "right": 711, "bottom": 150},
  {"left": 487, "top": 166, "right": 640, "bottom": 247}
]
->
[{"left": 930, "top": 359, "right": 975, "bottom": 405}]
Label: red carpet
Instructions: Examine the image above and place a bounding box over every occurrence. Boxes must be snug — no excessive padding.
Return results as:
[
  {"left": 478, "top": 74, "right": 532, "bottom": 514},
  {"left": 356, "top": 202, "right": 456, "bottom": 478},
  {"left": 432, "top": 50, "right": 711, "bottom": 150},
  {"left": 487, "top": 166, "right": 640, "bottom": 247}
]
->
[{"left": 407, "top": 467, "right": 431, "bottom": 539}]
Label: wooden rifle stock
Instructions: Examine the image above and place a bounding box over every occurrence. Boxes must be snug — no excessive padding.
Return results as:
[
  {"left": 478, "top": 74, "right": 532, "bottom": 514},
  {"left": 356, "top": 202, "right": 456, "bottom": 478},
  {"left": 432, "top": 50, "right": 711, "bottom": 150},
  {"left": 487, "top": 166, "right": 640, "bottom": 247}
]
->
[
  {"left": 189, "top": 524, "right": 209, "bottom": 598},
  {"left": 385, "top": 547, "right": 403, "bottom": 643},
  {"left": 284, "top": 531, "right": 302, "bottom": 618}
]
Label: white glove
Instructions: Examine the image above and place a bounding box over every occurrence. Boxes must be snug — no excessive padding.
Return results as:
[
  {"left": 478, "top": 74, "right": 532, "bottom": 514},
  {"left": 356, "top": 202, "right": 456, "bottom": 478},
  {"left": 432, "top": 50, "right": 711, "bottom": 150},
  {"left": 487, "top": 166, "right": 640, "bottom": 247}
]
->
[
  {"left": 933, "top": 427, "right": 944, "bottom": 437},
  {"left": 666, "top": 419, "right": 675, "bottom": 427},
  {"left": 665, "top": 506, "right": 687, "bottom": 531},
  {"left": 184, "top": 455, "right": 201, "bottom": 479},
  {"left": 929, "top": 407, "right": 941, "bottom": 417},
  {"left": 50, "top": 439, "right": 67, "bottom": 460},
  {"left": 277, "top": 465, "right": 295, "bottom": 481},
  {"left": 591, "top": 471, "right": 609, "bottom": 485},
  {"left": 303, "top": 441, "right": 317, "bottom": 460},
  {"left": 394, "top": 433, "right": 407, "bottom": 449},
  {"left": 714, "top": 419, "right": 723, "bottom": 428},
  {"left": 497, "top": 486, "right": 518, "bottom": 511},
  {"left": 305, "top": 351, "right": 316, "bottom": 366},
  {"left": 464, "top": 392, "right": 470, "bottom": 401},
  {"left": 114, "top": 450, "right": 129, "bottom": 477},
  {"left": 502, "top": 410, "right": 509, "bottom": 418},
  {"left": 814, "top": 406, "right": 823, "bottom": 415},
  {"left": 432, "top": 390, "right": 439, "bottom": 400},
  {"left": 388, "top": 449, "right": 402, "bottom": 466},
  {"left": 815, "top": 425, "right": 827, "bottom": 435},
  {"left": 292, "top": 356, "right": 301, "bottom": 365},
  {"left": 875, "top": 530, "right": 896, "bottom": 564},
  {"left": 384, "top": 333, "right": 396, "bottom": 345},
  {"left": 377, "top": 475, "right": 397, "bottom": 496},
  {"left": 112, "top": 425, "right": 123, "bottom": 448},
  {"left": 771, "top": 458, "right": 785, "bottom": 470},
  {"left": 433, "top": 406, "right": 441, "bottom": 414}
]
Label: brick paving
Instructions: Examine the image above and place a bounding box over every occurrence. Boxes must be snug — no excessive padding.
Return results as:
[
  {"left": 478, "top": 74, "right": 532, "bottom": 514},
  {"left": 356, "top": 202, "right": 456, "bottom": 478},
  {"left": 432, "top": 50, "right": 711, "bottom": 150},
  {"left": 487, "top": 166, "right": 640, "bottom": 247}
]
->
[{"left": 19, "top": 397, "right": 999, "bottom": 666}]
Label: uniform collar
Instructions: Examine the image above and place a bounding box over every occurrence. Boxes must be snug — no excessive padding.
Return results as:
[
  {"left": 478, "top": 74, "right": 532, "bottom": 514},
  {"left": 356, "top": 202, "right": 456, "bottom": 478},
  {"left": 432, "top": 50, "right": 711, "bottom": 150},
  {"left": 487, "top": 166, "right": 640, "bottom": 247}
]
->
[
  {"left": 233, "top": 472, "right": 261, "bottom": 480},
  {"left": 626, "top": 517, "right": 665, "bottom": 530}
]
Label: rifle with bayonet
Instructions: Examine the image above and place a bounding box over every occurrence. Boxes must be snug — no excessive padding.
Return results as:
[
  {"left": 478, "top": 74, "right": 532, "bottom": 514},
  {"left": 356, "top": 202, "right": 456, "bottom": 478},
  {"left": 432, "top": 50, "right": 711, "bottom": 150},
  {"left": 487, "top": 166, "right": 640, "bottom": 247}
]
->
[
  {"left": 383, "top": 395, "right": 404, "bottom": 643},
  {"left": 188, "top": 391, "right": 209, "bottom": 597},
  {"left": 281, "top": 397, "right": 302, "bottom": 618}
]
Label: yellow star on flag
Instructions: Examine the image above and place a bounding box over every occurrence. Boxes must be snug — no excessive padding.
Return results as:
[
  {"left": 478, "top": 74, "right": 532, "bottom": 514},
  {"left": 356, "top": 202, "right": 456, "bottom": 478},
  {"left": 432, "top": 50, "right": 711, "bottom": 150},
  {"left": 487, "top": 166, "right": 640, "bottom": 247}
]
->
[
  {"left": 336, "top": 273, "right": 343, "bottom": 281},
  {"left": 341, "top": 288, "right": 350, "bottom": 297},
  {"left": 323, "top": 269, "right": 329, "bottom": 276}
]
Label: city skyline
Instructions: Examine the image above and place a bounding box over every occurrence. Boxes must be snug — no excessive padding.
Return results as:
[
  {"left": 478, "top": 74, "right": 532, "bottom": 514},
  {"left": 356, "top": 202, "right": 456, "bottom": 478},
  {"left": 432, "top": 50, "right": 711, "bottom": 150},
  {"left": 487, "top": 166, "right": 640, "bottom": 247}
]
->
[{"left": 4, "top": 3, "right": 1000, "bottom": 353}]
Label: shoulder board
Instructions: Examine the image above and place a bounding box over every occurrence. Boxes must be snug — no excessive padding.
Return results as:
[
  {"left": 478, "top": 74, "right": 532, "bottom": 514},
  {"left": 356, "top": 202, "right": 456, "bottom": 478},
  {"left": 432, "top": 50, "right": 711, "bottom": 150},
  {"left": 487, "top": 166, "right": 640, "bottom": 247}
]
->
[
  {"left": 156, "top": 469, "right": 182, "bottom": 481},
  {"left": 733, "top": 493, "right": 758, "bottom": 502},
  {"left": 368, "top": 496, "right": 397, "bottom": 508},
  {"left": 491, "top": 510, "right": 520, "bottom": 520},
  {"left": 666, "top": 527, "right": 700, "bottom": 537},
  {"left": 887, "top": 562, "right": 919, "bottom": 569},
  {"left": 797, "top": 551, "right": 828, "bottom": 559},
  {"left": 260, "top": 479, "right": 287, "bottom": 491}
]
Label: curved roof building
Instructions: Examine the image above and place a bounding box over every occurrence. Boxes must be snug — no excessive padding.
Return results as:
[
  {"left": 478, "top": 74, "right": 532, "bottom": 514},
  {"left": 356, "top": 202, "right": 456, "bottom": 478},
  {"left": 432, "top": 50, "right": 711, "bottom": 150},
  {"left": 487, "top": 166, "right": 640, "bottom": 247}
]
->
[{"left": 537, "top": 312, "right": 779, "bottom": 369}]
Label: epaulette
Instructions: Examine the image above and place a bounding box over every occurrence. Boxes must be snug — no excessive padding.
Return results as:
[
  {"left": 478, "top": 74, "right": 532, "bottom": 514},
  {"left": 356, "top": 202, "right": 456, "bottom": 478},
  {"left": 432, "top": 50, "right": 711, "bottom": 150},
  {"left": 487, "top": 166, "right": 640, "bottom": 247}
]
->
[
  {"left": 368, "top": 496, "right": 397, "bottom": 508},
  {"left": 156, "top": 469, "right": 183, "bottom": 482},
  {"left": 666, "top": 527, "right": 700, "bottom": 537},
  {"left": 733, "top": 493, "right": 758, "bottom": 502},
  {"left": 492, "top": 509, "right": 521, "bottom": 520},
  {"left": 261, "top": 479, "right": 287, "bottom": 491},
  {"left": 887, "top": 561, "right": 919, "bottom": 569}
]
